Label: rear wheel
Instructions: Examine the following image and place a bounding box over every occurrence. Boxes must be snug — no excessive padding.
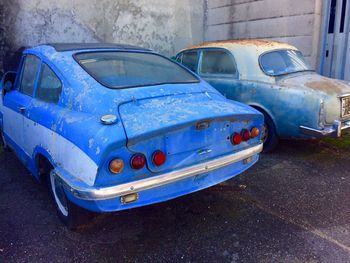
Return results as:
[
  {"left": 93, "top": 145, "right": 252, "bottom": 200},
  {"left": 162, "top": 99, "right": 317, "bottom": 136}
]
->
[
  {"left": 0, "top": 129, "right": 9, "bottom": 151},
  {"left": 261, "top": 113, "right": 279, "bottom": 152},
  {"left": 48, "top": 170, "right": 93, "bottom": 230}
]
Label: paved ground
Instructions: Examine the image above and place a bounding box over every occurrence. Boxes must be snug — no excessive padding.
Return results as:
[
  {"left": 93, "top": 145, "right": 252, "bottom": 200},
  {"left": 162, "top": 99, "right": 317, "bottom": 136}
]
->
[{"left": 0, "top": 138, "right": 349, "bottom": 263}]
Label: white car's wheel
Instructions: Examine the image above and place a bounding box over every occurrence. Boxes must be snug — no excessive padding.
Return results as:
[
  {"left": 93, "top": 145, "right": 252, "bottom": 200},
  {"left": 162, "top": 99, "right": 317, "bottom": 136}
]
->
[{"left": 261, "top": 113, "right": 279, "bottom": 152}]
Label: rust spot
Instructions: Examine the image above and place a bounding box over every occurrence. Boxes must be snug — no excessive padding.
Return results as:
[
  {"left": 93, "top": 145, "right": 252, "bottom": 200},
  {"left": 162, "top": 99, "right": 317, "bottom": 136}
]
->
[
  {"left": 187, "top": 39, "right": 294, "bottom": 50},
  {"left": 305, "top": 80, "right": 346, "bottom": 94}
]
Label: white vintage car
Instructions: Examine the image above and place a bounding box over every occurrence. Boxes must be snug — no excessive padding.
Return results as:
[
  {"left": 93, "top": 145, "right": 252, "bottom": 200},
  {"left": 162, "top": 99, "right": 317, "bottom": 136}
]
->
[{"left": 176, "top": 40, "right": 350, "bottom": 151}]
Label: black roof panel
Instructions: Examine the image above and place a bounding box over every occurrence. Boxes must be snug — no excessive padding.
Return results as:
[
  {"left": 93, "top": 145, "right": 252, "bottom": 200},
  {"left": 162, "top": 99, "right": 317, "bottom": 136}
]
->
[{"left": 47, "top": 43, "right": 150, "bottom": 52}]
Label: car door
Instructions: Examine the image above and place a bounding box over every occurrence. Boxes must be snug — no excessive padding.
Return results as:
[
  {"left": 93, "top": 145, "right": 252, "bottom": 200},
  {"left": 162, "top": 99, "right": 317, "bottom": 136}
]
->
[
  {"left": 23, "top": 62, "right": 63, "bottom": 155},
  {"left": 3, "top": 54, "right": 41, "bottom": 152},
  {"left": 198, "top": 49, "right": 240, "bottom": 100}
]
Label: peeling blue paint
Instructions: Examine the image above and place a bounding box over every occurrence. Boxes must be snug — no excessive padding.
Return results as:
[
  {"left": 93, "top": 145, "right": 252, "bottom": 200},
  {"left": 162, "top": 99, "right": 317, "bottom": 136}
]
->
[{"left": 1, "top": 44, "right": 263, "bottom": 212}]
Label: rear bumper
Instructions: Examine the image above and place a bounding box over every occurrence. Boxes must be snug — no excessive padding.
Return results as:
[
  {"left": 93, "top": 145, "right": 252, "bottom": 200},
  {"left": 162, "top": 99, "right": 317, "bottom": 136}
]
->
[
  {"left": 54, "top": 143, "right": 263, "bottom": 212},
  {"left": 300, "top": 120, "right": 350, "bottom": 138}
]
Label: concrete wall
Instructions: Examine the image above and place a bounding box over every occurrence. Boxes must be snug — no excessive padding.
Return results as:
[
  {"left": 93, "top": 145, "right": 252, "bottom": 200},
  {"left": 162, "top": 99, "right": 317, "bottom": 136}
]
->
[
  {"left": 0, "top": 2, "right": 5, "bottom": 72},
  {"left": 1, "top": 0, "right": 204, "bottom": 66},
  {"left": 204, "top": 0, "right": 324, "bottom": 69},
  {"left": 1, "top": 1, "right": 326, "bottom": 72}
]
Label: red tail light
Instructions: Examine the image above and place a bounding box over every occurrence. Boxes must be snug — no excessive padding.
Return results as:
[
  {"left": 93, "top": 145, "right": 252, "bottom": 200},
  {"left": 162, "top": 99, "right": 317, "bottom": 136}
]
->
[
  {"left": 130, "top": 154, "right": 146, "bottom": 170},
  {"left": 231, "top": 133, "right": 242, "bottom": 145},
  {"left": 241, "top": 129, "right": 251, "bottom": 141},
  {"left": 152, "top": 150, "right": 166, "bottom": 167}
]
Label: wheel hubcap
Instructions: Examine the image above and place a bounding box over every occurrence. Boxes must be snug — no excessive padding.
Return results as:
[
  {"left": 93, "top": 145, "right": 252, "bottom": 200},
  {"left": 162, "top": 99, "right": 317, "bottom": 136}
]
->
[
  {"left": 1, "top": 131, "right": 7, "bottom": 148},
  {"left": 50, "top": 171, "right": 68, "bottom": 216},
  {"left": 261, "top": 124, "right": 269, "bottom": 143}
]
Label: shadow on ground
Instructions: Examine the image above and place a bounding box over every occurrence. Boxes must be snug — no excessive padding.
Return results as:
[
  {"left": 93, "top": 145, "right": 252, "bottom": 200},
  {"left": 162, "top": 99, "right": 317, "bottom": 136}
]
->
[{"left": 0, "top": 138, "right": 349, "bottom": 262}]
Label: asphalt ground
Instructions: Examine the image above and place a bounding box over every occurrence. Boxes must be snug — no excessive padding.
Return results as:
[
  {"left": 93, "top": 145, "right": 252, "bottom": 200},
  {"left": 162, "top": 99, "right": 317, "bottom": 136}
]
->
[{"left": 0, "top": 137, "right": 349, "bottom": 262}]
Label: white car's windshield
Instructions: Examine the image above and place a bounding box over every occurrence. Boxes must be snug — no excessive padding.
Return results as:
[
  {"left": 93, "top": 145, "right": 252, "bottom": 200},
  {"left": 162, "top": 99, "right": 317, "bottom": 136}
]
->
[
  {"left": 259, "top": 49, "right": 311, "bottom": 76},
  {"left": 75, "top": 51, "right": 199, "bottom": 89}
]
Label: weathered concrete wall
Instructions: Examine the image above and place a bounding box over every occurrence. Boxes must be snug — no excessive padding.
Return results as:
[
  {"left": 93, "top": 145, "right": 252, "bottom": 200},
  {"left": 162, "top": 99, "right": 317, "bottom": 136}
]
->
[
  {"left": 2, "top": 0, "right": 204, "bottom": 60},
  {"left": 0, "top": 2, "right": 5, "bottom": 73},
  {"left": 204, "top": 0, "right": 323, "bottom": 70}
]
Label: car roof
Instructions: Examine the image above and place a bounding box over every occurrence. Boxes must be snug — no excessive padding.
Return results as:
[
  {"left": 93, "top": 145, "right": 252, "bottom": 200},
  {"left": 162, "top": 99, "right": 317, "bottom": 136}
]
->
[
  {"left": 46, "top": 43, "right": 150, "bottom": 52},
  {"left": 182, "top": 39, "right": 297, "bottom": 54},
  {"left": 180, "top": 39, "right": 299, "bottom": 83}
]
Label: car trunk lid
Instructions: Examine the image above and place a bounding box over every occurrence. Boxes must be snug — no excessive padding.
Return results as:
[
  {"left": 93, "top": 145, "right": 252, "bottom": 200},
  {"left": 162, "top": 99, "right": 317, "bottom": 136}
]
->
[{"left": 118, "top": 92, "right": 262, "bottom": 173}]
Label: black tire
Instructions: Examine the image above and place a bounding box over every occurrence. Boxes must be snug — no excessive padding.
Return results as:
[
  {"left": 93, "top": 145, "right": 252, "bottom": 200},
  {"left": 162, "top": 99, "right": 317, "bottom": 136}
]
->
[
  {"left": 0, "top": 129, "right": 10, "bottom": 152},
  {"left": 48, "top": 170, "right": 93, "bottom": 230},
  {"left": 261, "top": 112, "right": 279, "bottom": 152}
]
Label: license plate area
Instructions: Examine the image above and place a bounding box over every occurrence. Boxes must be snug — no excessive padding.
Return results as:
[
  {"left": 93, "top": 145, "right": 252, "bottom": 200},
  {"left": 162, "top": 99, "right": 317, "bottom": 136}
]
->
[
  {"left": 165, "top": 121, "right": 229, "bottom": 155},
  {"left": 341, "top": 96, "right": 350, "bottom": 118}
]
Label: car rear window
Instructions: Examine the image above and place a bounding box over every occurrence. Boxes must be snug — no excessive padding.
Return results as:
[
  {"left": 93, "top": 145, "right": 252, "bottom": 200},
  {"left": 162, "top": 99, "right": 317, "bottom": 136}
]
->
[
  {"left": 259, "top": 49, "right": 311, "bottom": 76},
  {"left": 75, "top": 51, "right": 199, "bottom": 89}
]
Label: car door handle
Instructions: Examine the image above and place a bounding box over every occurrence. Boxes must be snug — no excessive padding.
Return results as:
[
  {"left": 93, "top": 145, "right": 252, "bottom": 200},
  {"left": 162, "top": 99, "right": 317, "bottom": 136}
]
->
[{"left": 19, "top": 107, "right": 26, "bottom": 113}]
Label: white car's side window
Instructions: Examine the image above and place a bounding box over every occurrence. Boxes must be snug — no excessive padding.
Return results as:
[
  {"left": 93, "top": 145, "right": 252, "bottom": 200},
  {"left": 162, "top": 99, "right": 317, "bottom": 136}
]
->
[
  {"left": 181, "top": 51, "right": 199, "bottom": 73},
  {"left": 200, "top": 50, "right": 238, "bottom": 78}
]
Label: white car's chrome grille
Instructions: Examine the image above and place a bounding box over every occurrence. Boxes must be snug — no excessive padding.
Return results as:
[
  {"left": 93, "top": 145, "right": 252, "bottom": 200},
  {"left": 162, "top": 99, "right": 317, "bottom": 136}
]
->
[{"left": 341, "top": 96, "right": 350, "bottom": 118}]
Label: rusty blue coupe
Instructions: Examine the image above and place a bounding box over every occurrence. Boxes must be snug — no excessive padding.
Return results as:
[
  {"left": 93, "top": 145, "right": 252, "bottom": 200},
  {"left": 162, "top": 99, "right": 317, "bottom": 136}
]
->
[
  {"left": 0, "top": 43, "right": 263, "bottom": 228},
  {"left": 176, "top": 40, "right": 350, "bottom": 151}
]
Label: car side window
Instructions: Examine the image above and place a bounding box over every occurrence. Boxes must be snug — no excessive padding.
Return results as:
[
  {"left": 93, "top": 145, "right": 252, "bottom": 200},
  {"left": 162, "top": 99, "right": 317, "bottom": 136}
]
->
[
  {"left": 19, "top": 55, "right": 41, "bottom": 96},
  {"left": 181, "top": 51, "right": 199, "bottom": 73},
  {"left": 35, "top": 63, "right": 62, "bottom": 104},
  {"left": 200, "top": 50, "right": 237, "bottom": 76},
  {"left": 175, "top": 53, "right": 183, "bottom": 63}
]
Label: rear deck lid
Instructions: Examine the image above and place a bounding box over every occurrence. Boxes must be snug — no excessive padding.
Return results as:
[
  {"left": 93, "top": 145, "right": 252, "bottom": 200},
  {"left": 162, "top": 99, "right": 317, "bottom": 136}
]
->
[
  {"left": 118, "top": 92, "right": 262, "bottom": 173},
  {"left": 119, "top": 92, "right": 257, "bottom": 145}
]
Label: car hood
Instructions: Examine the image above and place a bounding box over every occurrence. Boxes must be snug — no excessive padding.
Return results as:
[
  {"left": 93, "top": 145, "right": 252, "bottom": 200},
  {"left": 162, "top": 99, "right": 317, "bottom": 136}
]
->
[{"left": 277, "top": 72, "right": 350, "bottom": 96}]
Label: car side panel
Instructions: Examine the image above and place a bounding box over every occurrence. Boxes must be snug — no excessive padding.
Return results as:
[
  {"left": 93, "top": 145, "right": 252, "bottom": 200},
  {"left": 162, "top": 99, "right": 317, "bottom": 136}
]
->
[{"left": 203, "top": 78, "right": 321, "bottom": 138}]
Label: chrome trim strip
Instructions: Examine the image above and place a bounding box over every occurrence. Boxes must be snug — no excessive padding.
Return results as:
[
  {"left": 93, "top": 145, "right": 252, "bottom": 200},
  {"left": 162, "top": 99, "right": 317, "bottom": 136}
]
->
[
  {"left": 337, "top": 93, "right": 350, "bottom": 98},
  {"left": 56, "top": 143, "right": 263, "bottom": 201},
  {"left": 300, "top": 120, "right": 350, "bottom": 138}
]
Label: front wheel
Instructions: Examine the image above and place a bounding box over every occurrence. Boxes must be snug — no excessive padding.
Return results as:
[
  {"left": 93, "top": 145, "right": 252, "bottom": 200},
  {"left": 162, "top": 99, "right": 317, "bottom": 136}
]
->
[
  {"left": 48, "top": 170, "right": 93, "bottom": 230},
  {"left": 261, "top": 113, "right": 279, "bottom": 152}
]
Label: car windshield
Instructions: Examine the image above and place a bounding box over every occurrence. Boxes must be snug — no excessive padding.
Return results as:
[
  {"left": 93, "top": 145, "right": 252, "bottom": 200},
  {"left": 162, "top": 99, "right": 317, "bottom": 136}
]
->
[
  {"left": 75, "top": 51, "right": 199, "bottom": 88},
  {"left": 259, "top": 49, "right": 311, "bottom": 76}
]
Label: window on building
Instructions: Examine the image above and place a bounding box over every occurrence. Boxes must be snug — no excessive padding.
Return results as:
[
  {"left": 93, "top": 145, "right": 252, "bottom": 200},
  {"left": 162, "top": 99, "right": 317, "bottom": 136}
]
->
[
  {"left": 201, "top": 50, "right": 237, "bottom": 76},
  {"left": 340, "top": 0, "right": 347, "bottom": 33},
  {"left": 181, "top": 51, "right": 199, "bottom": 73},
  {"left": 19, "top": 55, "right": 41, "bottom": 96},
  {"left": 36, "top": 63, "right": 62, "bottom": 103},
  {"left": 328, "top": 0, "right": 337, "bottom": 34}
]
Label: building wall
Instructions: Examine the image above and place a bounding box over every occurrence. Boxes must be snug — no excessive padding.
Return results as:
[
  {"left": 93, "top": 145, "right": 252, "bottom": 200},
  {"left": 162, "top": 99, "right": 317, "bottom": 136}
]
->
[
  {"left": 1, "top": 0, "right": 204, "bottom": 62},
  {"left": 0, "top": 3, "right": 5, "bottom": 73},
  {"left": 204, "top": 0, "right": 324, "bottom": 69}
]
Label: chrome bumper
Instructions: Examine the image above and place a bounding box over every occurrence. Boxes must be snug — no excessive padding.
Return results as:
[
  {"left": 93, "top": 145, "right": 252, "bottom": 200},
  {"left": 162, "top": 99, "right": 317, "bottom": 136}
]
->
[
  {"left": 55, "top": 143, "right": 263, "bottom": 201},
  {"left": 300, "top": 120, "right": 350, "bottom": 138}
]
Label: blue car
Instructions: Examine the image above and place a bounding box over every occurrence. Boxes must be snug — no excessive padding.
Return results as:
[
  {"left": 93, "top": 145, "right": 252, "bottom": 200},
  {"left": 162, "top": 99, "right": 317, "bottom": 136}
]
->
[
  {"left": 176, "top": 40, "right": 350, "bottom": 151},
  {"left": 0, "top": 43, "right": 263, "bottom": 228}
]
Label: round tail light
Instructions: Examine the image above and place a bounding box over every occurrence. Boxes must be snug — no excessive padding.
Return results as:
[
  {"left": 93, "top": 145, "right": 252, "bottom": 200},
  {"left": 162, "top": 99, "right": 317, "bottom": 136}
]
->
[
  {"left": 241, "top": 129, "right": 251, "bottom": 141},
  {"left": 152, "top": 150, "right": 166, "bottom": 167},
  {"left": 130, "top": 154, "right": 146, "bottom": 170},
  {"left": 109, "top": 159, "right": 124, "bottom": 174},
  {"left": 231, "top": 133, "right": 242, "bottom": 145},
  {"left": 250, "top": 127, "right": 260, "bottom": 138}
]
